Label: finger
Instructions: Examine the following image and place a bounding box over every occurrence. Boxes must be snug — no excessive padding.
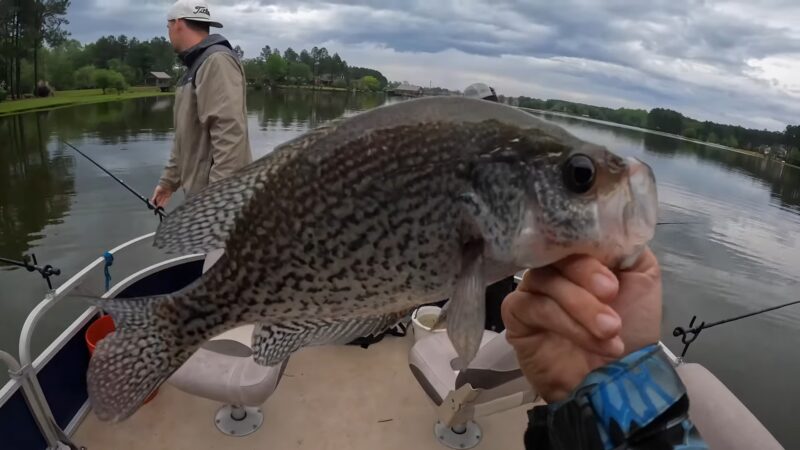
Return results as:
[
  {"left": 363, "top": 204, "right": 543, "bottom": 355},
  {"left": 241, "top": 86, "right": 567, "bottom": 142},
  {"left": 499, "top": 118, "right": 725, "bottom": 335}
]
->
[
  {"left": 502, "top": 291, "right": 625, "bottom": 358},
  {"left": 552, "top": 256, "right": 619, "bottom": 302},
  {"left": 518, "top": 267, "right": 621, "bottom": 340},
  {"left": 505, "top": 333, "right": 591, "bottom": 403},
  {"left": 618, "top": 246, "right": 659, "bottom": 277}
]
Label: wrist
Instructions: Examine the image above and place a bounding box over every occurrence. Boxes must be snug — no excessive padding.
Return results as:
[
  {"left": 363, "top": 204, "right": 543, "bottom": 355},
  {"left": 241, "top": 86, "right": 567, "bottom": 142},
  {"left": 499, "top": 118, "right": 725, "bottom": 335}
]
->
[
  {"left": 157, "top": 181, "right": 176, "bottom": 193},
  {"left": 542, "top": 344, "right": 689, "bottom": 449}
]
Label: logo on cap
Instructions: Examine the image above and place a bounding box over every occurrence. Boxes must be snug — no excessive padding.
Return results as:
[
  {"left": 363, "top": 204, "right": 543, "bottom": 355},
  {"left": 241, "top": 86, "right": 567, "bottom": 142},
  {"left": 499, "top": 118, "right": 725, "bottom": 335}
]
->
[{"left": 194, "top": 6, "right": 210, "bottom": 16}]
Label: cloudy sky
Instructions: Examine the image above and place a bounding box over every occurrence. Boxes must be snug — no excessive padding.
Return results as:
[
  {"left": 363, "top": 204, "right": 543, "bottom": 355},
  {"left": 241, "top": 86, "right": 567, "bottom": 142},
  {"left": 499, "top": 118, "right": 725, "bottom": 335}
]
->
[{"left": 66, "top": 0, "right": 800, "bottom": 130}]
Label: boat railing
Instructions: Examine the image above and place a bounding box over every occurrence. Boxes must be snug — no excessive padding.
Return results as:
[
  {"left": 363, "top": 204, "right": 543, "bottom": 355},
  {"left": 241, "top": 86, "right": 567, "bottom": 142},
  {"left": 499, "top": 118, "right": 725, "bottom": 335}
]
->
[
  {"left": 1, "top": 231, "right": 204, "bottom": 449},
  {"left": 1, "top": 349, "right": 67, "bottom": 447},
  {"left": 4, "top": 239, "right": 678, "bottom": 449}
]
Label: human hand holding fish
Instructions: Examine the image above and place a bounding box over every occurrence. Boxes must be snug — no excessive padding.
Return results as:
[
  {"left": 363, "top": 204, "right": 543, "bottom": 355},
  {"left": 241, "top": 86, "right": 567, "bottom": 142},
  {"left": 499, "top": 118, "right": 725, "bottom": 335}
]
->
[{"left": 502, "top": 247, "right": 662, "bottom": 403}]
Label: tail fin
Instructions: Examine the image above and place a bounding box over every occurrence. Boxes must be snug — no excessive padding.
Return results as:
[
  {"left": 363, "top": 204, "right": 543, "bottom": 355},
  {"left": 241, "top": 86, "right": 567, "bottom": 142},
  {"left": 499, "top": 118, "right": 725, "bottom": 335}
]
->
[{"left": 87, "top": 294, "right": 196, "bottom": 422}]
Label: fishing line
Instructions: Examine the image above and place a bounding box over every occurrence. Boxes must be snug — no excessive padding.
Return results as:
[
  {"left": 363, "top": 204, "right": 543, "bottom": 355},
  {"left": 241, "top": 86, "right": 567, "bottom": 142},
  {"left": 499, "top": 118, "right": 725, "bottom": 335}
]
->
[
  {"left": 673, "top": 299, "right": 800, "bottom": 358},
  {"left": 61, "top": 140, "right": 167, "bottom": 222}
]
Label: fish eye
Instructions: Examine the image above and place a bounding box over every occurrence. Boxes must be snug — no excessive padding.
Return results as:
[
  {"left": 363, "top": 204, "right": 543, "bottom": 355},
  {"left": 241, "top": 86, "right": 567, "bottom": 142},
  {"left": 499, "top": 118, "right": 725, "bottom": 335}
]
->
[{"left": 562, "top": 154, "right": 596, "bottom": 194}]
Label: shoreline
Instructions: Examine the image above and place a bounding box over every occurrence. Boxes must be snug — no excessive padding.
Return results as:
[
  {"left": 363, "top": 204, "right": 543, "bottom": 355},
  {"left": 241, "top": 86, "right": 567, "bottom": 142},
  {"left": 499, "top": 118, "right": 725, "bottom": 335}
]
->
[
  {"left": 2, "top": 90, "right": 796, "bottom": 172},
  {"left": 0, "top": 88, "right": 173, "bottom": 117},
  {"left": 524, "top": 108, "right": 800, "bottom": 170},
  {"left": 0, "top": 85, "right": 379, "bottom": 118},
  {"left": 271, "top": 84, "right": 384, "bottom": 93}
]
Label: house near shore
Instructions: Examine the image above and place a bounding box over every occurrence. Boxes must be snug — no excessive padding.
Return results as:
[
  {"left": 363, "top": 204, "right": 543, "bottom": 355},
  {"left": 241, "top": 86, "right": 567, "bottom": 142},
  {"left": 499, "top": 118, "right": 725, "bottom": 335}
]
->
[
  {"left": 759, "top": 144, "right": 789, "bottom": 160},
  {"left": 315, "top": 74, "right": 334, "bottom": 86},
  {"left": 388, "top": 83, "right": 424, "bottom": 97},
  {"left": 145, "top": 72, "right": 172, "bottom": 92}
]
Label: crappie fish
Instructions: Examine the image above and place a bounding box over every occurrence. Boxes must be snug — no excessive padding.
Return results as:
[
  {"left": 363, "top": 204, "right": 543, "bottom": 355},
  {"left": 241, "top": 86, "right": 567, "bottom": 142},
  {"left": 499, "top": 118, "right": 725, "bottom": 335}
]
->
[{"left": 88, "top": 97, "right": 658, "bottom": 421}]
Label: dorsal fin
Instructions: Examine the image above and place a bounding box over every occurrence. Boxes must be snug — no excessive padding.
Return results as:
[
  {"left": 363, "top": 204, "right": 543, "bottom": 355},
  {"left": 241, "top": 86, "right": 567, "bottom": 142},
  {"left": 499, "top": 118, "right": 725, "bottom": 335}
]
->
[
  {"left": 153, "top": 159, "right": 267, "bottom": 254},
  {"left": 153, "top": 120, "right": 344, "bottom": 254}
]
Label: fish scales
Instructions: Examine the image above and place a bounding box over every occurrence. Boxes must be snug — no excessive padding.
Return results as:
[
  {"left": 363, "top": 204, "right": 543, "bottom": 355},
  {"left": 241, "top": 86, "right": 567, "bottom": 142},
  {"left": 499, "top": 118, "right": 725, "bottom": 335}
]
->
[{"left": 216, "top": 123, "right": 480, "bottom": 321}]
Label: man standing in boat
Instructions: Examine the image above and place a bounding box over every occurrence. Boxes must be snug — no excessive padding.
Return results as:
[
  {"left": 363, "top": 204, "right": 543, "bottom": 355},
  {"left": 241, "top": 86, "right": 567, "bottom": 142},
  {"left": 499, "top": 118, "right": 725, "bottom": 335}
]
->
[{"left": 151, "top": 0, "right": 252, "bottom": 209}]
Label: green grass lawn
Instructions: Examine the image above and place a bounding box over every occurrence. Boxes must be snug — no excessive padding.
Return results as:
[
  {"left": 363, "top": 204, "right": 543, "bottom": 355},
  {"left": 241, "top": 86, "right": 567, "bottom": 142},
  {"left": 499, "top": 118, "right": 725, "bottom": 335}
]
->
[{"left": 0, "top": 87, "right": 173, "bottom": 117}]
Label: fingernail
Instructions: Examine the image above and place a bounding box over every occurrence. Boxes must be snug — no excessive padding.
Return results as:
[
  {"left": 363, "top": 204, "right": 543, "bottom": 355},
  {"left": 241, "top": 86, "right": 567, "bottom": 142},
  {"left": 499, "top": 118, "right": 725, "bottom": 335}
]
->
[
  {"left": 595, "top": 313, "right": 621, "bottom": 335},
  {"left": 591, "top": 273, "right": 617, "bottom": 297}
]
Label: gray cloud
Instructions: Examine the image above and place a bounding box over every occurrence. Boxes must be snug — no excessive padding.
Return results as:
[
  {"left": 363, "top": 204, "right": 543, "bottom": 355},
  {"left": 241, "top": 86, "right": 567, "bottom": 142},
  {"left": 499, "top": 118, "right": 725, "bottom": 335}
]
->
[{"left": 65, "top": 0, "right": 800, "bottom": 130}]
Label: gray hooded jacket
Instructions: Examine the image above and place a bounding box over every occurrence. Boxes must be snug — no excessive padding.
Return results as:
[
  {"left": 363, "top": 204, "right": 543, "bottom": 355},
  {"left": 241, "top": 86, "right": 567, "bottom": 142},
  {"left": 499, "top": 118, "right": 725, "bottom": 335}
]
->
[{"left": 159, "top": 34, "right": 253, "bottom": 196}]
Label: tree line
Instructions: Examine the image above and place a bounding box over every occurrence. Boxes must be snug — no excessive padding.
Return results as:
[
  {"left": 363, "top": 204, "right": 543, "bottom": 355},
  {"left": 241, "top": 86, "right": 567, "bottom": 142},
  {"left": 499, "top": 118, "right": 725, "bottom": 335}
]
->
[
  {"left": 0, "top": 0, "right": 70, "bottom": 99},
  {"left": 514, "top": 96, "right": 799, "bottom": 164},
  {"left": 242, "top": 45, "right": 388, "bottom": 91},
  {"left": 1, "top": 27, "right": 392, "bottom": 100},
  {"left": 0, "top": 1, "right": 176, "bottom": 98},
  {"left": 2, "top": 33, "right": 181, "bottom": 98}
]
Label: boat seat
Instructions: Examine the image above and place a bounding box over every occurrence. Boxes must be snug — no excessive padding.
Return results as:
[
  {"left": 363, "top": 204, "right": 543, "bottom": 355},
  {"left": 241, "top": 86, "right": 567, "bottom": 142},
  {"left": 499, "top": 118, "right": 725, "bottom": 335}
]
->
[
  {"left": 676, "top": 363, "right": 782, "bottom": 450},
  {"left": 168, "top": 324, "right": 287, "bottom": 437},
  {"left": 409, "top": 330, "right": 538, "bottom": 449}
]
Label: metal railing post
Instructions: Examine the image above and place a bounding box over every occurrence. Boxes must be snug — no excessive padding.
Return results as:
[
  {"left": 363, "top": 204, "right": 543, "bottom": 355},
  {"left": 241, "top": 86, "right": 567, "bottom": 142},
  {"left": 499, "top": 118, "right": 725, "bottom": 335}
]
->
[{"left": 1, "top": 349, "right": 65, "bottom": 448}]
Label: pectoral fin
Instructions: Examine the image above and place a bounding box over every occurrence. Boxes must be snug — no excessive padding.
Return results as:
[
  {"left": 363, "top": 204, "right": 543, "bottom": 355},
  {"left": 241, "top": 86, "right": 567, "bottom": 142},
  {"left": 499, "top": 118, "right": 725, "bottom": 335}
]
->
[{"left": 446, "top": 242, "right": 486, "bottom": 370}]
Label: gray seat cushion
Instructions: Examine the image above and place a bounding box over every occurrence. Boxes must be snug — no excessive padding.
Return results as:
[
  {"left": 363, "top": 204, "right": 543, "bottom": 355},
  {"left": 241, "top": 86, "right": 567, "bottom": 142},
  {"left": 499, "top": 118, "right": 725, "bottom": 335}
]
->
[
  {"left": 409, "top": 330, "right": 535, "bottom": 407},
  {"left": 169, "top": 325, "right": 287, "bottom": 407}
]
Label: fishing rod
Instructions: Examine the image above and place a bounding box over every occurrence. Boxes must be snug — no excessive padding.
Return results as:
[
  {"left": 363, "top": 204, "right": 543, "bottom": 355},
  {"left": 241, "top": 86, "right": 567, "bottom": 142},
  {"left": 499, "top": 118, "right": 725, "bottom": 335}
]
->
[
  {"left": 673, "top": 298, "right": 800, "bottom": 358},
  {"left": 657, "top": 221, "right": 701, "bottom": 226},
  {"left": 0, "top": 254, "right": 61, "bottom": 289},
  {"left": 60, "top": 140, "right": 167, "bottom": 222}
]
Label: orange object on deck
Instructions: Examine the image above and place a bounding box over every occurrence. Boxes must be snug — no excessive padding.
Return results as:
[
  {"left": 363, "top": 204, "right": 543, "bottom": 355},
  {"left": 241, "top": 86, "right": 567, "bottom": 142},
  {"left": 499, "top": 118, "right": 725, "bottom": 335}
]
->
[
  {"left": 85, "top": 314, "right": 158, "bottom": 403},
  {"left": 85, "top": 315, "right": 116, "bottom": 354}
]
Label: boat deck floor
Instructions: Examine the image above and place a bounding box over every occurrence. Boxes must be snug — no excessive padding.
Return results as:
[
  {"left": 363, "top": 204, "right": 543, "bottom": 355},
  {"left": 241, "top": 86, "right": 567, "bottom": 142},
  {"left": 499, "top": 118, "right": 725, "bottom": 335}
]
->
[{"left": 74, "top": 333, "right": 531, "bottom": 450}]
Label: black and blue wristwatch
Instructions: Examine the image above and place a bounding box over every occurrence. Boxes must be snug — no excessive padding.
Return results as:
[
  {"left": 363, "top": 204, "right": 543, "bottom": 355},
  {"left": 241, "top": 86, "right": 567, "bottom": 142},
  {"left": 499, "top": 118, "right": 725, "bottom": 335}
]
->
[{"left": 526, "top": 344, "right": 707, "bottom": 450}]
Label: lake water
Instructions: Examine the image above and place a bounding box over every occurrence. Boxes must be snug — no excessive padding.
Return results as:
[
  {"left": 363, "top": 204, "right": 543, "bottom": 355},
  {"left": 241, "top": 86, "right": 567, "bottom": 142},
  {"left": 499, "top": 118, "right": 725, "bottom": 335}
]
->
[{"left": 1, "top": 90, "right": 799, "bottom": 447}]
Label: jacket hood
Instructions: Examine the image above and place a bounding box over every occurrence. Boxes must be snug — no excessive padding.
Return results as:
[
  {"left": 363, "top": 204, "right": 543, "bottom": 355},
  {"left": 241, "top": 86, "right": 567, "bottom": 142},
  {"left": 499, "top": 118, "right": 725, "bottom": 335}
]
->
[{"left": 179, "top": 34, "right": 232, "bottom": 67}]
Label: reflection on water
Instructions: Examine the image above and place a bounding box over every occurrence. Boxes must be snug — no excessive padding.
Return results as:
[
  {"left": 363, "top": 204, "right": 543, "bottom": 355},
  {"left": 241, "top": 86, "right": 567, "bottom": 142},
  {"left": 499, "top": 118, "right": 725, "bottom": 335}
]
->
[
  {"left": 0, "top": 114, "right": 74, "bottom": 259},
  {"left": 0, "top": 94, "right": 799, "bottom": 447},
  {"left": 246, "top": 89, "right": 393, "bottom": 159},
  {"left": 0, "top": 91, "right": 391, "bottom": 267}
]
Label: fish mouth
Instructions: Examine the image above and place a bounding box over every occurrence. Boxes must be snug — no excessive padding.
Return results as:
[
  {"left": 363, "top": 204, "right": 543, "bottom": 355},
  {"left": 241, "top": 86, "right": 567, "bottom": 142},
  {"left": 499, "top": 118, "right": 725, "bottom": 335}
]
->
[
  {"left": 623, "top": 157, "right": 658, "bottom": 245},
  {"left": 618, "top": 244, "right": 645, "bottom": 270}
]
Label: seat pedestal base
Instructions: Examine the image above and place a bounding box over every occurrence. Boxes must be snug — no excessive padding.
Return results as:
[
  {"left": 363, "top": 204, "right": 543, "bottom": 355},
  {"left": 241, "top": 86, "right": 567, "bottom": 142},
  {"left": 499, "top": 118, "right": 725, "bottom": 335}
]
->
[
  {"left": 214, "top": 405, "right": 263, "bottom": 437},
  {"left": 434, "top": 420, "right": 482, "bottom": 449}
]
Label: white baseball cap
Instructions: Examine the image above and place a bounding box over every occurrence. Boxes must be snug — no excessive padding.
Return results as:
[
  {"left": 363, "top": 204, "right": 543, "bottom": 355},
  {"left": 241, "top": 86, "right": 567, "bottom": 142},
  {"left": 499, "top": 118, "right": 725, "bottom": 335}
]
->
[
  {"left": 464, "top": 83, "right": 497, "bottom": 100},
  {"left": 168, "top": 0, "right": 223, "bottom": 28}
]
